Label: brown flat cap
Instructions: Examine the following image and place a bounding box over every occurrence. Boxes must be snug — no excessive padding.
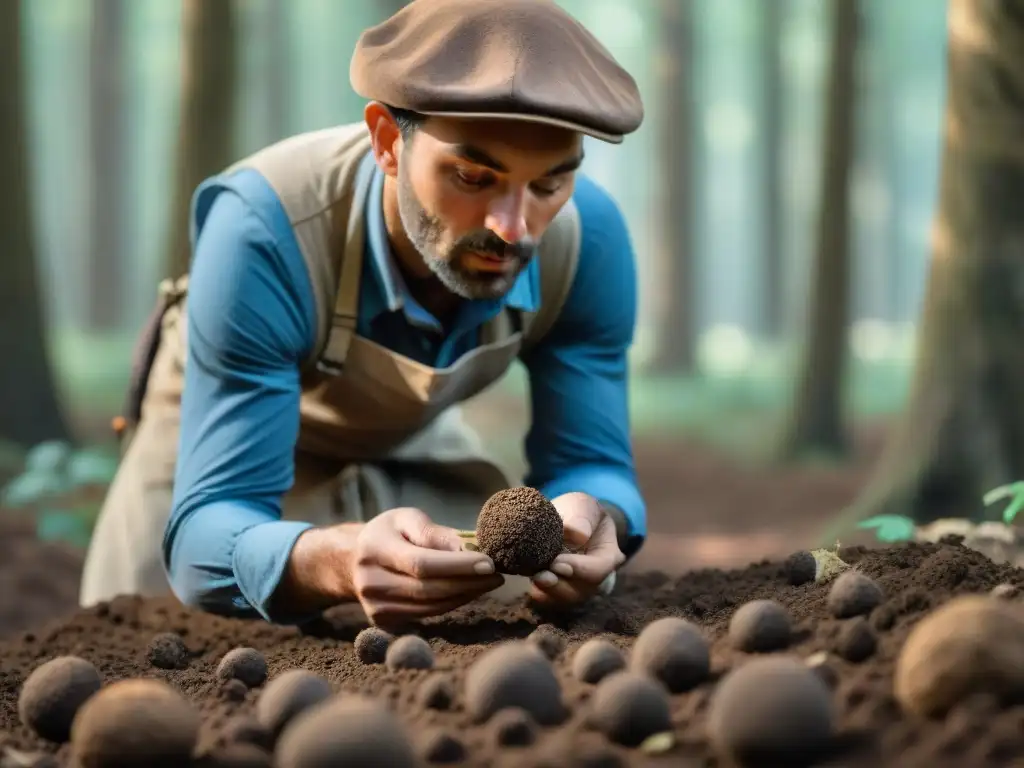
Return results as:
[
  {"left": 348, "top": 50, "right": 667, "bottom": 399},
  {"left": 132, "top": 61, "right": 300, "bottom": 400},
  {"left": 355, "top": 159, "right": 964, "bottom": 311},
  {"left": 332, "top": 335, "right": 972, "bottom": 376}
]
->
[{"left": 350, "top": 0, "right": 644, "bottom": 143}]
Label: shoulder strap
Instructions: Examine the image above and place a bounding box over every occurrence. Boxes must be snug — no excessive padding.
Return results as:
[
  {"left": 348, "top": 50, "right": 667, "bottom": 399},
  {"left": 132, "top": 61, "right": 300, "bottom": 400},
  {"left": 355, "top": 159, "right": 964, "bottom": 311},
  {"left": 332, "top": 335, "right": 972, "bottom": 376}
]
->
[{"left": 520, "top": 198, "right": 581, "bottom": 354}]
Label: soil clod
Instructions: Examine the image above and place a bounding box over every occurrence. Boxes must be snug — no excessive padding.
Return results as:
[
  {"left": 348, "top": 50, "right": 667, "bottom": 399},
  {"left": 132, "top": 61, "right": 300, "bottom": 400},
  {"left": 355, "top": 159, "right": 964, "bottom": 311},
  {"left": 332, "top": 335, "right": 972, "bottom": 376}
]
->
[
  {"left": 17, "top": 656, "right": 102, "bottom": 743},
  {"left": 528, "top": 624, "right": 567, "bottom": 659},
  {"left": 146, "top": 632, "right": 188, "bottom": 670},
  {"left": 416, "top": 675, "right": 455, "bottom": 710},
  {"left": 353, "top": 627, "right": 393, "bottom": 664},
  {"left": 489, "top": 707, "right": 537, "bottom": 747},
  {"left": 475, "top": 487, "right": 564, "bottom": 575},
  {"left": 728, "top": 599, "right": 792, "bottom": 652},
  {"left": 255, "top": 669, "right": 332, "bottom": 741},
  {"left": 572, "top": 638, "right": 626, "bottom": 684},
  {"left": 464, "top": 641, "right": 565, "bottom": 726},
  {"left": 827, "top": 571, "right": 884, "bottom": 618},
  {"left": 629, "top": 616, "right": 710, "bottom": 692},
  {"left": 216, "top": 648, "right": 268, "bottom": 688},
  {"left": 588, "top": 671, "right": 672, "bottom": 748},
  {"left": 385, "top": 635, "right": 435, "bottom": 670},
  {"left": 418, "top": 729, "right": 465, "bottom": 763}
]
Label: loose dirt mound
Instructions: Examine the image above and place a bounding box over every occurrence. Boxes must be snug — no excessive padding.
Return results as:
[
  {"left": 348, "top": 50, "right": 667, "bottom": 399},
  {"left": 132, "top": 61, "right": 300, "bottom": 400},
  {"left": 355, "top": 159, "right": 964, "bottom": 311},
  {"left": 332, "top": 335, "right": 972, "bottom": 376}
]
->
[{"left": 1, "top": 540, "right": 1023, "bottom": 767}]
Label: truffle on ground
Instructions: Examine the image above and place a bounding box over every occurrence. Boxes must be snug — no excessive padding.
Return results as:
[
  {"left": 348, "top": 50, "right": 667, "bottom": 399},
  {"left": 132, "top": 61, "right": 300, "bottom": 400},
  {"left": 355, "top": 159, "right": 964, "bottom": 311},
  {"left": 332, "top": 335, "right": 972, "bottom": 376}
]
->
[
  {"left": 275, "top": 694, "right": 417, "bottom": 767},
  {"left": 707, "top": 656, "right": 834, "bottom": 767},
  {"left": 221, "top": 679, "right": 249, "bottom": 702},
  {"left": 489, "top": 707, "right": 537, "bottom": 747},
  {"left": 784, "top": 551, "right": 817, "bottom": 586},
  {"left": 728, "top": 599, "right": 792, "bottom": 652},
  {"left": 386, "top": 635, "right": 435, "bottom": 671},
  {"left": 416, "top": 675, "right": 455, "bottom": 710},
  {"left": 834, "top": 617, "right": 877, "bottom": 663},
  {"left": 418, "top": 729, "right": 465, "bottom": 764},
  {"left": 69, "top": 678, "right": 201, "bottom": 768},
  {"left": 629, "top": 617, "right": 710, "bottom": 693},
  {"left": 221, "top": 715, "right": 272, "bottom": 750},
  {"left": 217, "top": 648, "right": 268, "bottom": 688},
  {"left": 463, "top": 641, "right": 566, "bottom": 726},
  {"left": 255, "top": 669, "right": 332, "bottom": 740},
  {"left": 894, "top": 595, "right": 1024, "bottom": 717},
  {"left": 827, "top": 571, "right": 883, "bottom": 619},
  {"left": 528, "top": 625, "right": 567, "bottom": 660},
  {"left": 200, "top": 743, "right": 273, "bottom": 768},
  {"left": 475, "top": 487, "right": 564, "bottom": 575},
  {"left": 572, "top": 639, "right": 626, "bottom": 684},
  {"left": 18, "top": 656, "right": 102, "bottom": 743},
  {"left": 353, "top": 627, "right": 393, "bottom": 664},
  {"left": 587, "top": 671, "right": 672, "bottom": 748},
  {"left": 146, "top": 632, "right": 189, "bottom": 670}
]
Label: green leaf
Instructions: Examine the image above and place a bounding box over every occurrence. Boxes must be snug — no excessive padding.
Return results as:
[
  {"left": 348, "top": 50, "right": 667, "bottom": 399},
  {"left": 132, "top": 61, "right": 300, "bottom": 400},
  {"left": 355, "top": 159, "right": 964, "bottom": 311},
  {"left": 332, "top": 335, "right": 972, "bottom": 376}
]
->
[
  {"left": 66, "top": 449, "right": 118, "bottom": 488},
  {"left": 856, "top": 515, "right": 917, "bottom": 542},
  {"left": 36, "top": 509, "right": 92, "bottom": 548},
  {"left": 24, "top": 441, "right": 72, "bottom": 474},
  {"left": 983, "top": 482, "right": 1024, "bottom": 524},
  {"left": 1, "top": 469, "right": 68, "bottom": 507}
]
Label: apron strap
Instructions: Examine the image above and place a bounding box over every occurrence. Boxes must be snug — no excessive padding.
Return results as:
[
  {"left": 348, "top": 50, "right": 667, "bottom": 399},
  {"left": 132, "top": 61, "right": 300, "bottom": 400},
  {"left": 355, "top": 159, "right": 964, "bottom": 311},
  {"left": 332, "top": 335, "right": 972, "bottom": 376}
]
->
[{"left": 317, "top": 152, "right": 378, "bottom": 375}]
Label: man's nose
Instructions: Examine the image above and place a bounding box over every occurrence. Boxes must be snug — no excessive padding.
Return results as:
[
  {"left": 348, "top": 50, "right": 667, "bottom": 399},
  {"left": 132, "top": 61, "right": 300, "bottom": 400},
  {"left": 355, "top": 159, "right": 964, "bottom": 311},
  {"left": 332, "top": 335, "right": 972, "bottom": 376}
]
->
[{"left": 485, "top": 190, "right": 529, "bottom": 244}]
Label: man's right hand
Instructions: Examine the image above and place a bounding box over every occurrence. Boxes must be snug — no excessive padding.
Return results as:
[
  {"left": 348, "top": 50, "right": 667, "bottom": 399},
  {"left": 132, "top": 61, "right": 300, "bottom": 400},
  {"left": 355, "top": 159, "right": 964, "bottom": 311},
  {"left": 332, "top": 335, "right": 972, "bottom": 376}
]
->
[{"left": 349, "top": 507, "right": 503, "bottom": 628}]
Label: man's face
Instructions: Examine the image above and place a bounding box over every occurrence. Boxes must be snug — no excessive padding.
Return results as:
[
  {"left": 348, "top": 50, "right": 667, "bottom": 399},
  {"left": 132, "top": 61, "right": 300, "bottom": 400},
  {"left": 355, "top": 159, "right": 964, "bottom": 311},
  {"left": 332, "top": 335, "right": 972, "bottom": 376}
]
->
[{"left": 393, "top": 116, "right": 584, "bottom": 300}]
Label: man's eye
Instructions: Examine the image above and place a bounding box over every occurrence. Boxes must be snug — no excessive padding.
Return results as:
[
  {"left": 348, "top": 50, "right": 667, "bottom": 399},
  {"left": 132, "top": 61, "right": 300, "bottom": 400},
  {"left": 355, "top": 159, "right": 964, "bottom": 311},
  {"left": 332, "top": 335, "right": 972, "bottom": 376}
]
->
[
  {"left": 453, "top": 168, "right": 492, "bottom": 189},
  {"left": 531, "top": 181, "right": 562, "bottom": 197}
]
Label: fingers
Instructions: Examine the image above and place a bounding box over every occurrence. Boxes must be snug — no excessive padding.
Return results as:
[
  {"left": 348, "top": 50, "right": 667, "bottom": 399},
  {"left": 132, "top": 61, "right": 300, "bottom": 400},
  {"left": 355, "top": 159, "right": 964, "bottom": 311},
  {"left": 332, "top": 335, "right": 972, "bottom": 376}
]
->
[
  {"left": 369, "top": 508, "right": 496, "bottom": 579},
  {"left": 359, "top": 569, "right": 505, "bottom": 603},
  {"left": 528, "top": 575, "right": 593, "bottom": 605},
  {"left": 393, "top": 507, "right": 464, "bottom": 552},
  {"left": 552, "top": 492, "right": 602, "bottom": 549}
]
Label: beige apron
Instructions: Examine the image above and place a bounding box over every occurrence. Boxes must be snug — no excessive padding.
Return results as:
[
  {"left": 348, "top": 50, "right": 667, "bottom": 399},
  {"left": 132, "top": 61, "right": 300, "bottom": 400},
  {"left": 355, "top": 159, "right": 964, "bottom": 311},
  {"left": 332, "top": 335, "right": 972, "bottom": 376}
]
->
[{"left": 79, "top": 148, "right": 580, "bottom": 608}]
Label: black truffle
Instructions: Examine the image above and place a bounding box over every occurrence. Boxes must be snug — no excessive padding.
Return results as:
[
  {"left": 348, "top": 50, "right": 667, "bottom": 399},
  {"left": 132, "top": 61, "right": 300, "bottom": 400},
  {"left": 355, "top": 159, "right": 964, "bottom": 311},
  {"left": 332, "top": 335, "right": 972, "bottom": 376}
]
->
[
  {"left": 464, "top": 641, "right": 566, "bottom": 725},
  {"left": 827, "top": 572, "right": 883, "bottom": 619},
  {"left": 475, "top": 487, "right": 564, "bottom": 575},
  {"left": 728, "top": 600, "right": 792, "bottom": 653},
  {"left": 354, "top": 627, "right": 393, "bottom": 664},
  {"left": 217, "top": 648, "right": 268, "bottom": 688},
  {"left": 834, "top": 617, "right": 877, "bottom": 663},
  {"left": 489, "top": 707, "right": 537, "bottom": 747},
  {"left": 418, "top": 729, "right": 465, "bottom": 764},
  {"left": 991, "top": 582, "right": 1019, "bottom": 599},
  {"left": 784, "top": 551, "right": 817, "bottom": 586},
  {"left": 528, "top": 625, "right": 567, "bottom": 660},
  {"left": 146, "top": 632, "right": 189, "bottom": 670},
  {"left": 275, "top": 695, "right": 417, "bottom": 767},
  {"left": 386, "top": 635, "right": 435, "bottom": 671},
  {"left": 629, "top": 617, "right": 710, "bottom": 693},
  {"left": 416, "top": 675, "right": 455, "bottom": 710},
  {"left": 572, "top": 639, "right": 625, "bottom": 684},
  {"left": 69, "top": 678, "right": 201, "bottom": 768},
  {"left": 18, "top": 655, "right": 102, "bottom": 743},
  {"left": 222, "top": 679, "right": 249, "bottom": 702},
  {"left": 256, "top": 669, "right": 332, "bottom": 740},
  {"left": 588, "top": 671, "right": 672, "bottom": 748},
  {"left": 707, "top": 657, "right": 834, "bottom": 767}
]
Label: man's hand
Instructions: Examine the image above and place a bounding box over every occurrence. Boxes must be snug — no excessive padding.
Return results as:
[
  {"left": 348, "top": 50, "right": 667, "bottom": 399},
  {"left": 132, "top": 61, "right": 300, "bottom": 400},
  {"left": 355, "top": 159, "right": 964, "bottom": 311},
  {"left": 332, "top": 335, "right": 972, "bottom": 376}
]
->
[
  {"left": 351, "top": 507, "right": 504, "bottom": 628},
  {"left": 528, "top": 492, "right": 625, "bottom": 605}
]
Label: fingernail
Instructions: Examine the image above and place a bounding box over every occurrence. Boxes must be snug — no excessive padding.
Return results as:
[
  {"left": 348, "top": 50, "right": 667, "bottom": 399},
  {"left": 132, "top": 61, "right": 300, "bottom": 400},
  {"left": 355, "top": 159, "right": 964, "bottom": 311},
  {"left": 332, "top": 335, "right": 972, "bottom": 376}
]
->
[
  {"left": 532, "top": 571, "right": 558, "bottom": 587},
  {"left": 474, "top": 560, "right": 495, "bottom": 575},
  {"left": 551, "top": 562, "right": 573, "bottom": 578}
]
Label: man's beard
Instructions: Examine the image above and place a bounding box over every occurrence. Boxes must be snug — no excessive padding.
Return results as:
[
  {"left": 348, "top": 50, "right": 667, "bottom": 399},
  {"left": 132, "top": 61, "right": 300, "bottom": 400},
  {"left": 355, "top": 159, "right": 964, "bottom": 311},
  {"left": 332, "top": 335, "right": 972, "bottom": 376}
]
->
[{"left": 396, "top": 164, "right": 534, "bottom": 300}]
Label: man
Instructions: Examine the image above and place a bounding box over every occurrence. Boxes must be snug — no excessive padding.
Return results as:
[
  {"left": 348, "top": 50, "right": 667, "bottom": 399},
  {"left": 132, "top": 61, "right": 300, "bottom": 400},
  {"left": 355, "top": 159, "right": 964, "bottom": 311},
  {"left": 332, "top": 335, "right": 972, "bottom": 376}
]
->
[{"left": 79, "top": 0, "right": 647, "bottom": 628}]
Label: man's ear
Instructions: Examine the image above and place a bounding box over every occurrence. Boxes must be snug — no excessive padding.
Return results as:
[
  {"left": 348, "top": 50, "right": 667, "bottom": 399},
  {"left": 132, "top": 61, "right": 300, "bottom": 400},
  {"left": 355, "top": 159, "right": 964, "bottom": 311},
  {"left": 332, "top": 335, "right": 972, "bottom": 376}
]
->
[{"left": 364, "top": 102, "right": 401, "bottom": 177}]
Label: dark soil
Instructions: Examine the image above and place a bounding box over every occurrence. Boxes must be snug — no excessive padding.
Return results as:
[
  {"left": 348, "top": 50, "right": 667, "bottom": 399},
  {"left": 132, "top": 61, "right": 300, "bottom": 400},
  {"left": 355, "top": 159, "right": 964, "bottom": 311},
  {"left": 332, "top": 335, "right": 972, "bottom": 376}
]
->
[{"left": 3, "top": 539, "right": 1024, "bottom": 767}]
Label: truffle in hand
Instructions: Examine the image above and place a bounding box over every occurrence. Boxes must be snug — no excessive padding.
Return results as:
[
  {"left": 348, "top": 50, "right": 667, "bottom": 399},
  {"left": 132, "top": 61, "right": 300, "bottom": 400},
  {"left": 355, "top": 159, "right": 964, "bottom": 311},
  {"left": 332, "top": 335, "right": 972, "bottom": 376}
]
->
[{"left": 475, "top": 487, "right": 564, "bottom": 575}]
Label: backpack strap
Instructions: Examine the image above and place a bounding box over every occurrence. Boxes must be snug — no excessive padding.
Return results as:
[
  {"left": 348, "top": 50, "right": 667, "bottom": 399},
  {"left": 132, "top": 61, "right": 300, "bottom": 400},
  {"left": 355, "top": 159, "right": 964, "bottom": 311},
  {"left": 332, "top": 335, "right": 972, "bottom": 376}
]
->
[{"left": 520, "top": 198, "right": 581, "bottom": 354}]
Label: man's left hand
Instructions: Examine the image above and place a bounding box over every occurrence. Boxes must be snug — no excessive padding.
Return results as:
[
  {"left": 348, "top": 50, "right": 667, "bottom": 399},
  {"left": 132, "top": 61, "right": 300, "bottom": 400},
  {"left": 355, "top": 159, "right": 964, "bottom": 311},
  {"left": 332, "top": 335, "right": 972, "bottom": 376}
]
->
[{"left": 528, "top": 492, "right": 625, "bottom": 605}]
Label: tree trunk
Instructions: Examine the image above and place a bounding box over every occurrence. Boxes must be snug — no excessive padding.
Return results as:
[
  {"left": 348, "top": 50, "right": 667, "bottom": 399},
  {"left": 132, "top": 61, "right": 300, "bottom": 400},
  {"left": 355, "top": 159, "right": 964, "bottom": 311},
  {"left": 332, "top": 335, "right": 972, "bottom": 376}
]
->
[
  {"left": 165, "top": 0, "right": 238, "bottom": 280},
  {"left": 86, "top": 0, "right": 127, "bottom": 331},
  {"left": 647, "top": 0, "right": 698, "bottom": 374},
  {"left": 840, "top": 0, "right": 1024, "bottom": 525},
  {"left": 779, "top": 0, "right": 859, "bottom": 458},
  {"left": 759, "top": 0, "right": 785, "bottom": 340},
  {"left": 0, "top": 0, "right": 71, "bottom": 446}
]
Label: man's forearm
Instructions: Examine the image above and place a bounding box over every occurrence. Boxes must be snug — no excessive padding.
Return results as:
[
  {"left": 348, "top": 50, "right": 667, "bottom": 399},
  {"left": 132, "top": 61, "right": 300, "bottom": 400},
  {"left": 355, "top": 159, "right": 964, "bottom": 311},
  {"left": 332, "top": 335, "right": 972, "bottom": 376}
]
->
[{"left": 268, "top": 523, "right": 364, "bottom": 617}]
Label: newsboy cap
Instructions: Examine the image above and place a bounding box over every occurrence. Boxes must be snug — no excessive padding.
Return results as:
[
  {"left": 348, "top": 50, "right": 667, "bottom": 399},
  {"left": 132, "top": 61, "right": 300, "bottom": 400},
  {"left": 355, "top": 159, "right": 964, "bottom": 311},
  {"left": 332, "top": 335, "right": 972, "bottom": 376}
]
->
[{"left": 350, "top": 0, "right": 644, "bottom": 143}]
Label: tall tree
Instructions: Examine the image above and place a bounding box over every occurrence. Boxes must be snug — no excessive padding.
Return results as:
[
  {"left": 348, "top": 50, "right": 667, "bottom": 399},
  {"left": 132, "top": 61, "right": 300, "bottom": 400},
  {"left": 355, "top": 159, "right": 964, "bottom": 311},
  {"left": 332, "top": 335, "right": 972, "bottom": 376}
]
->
[
  {"left": 842, "top": 0, "right": 1024, "bottom": 525},
  {"left": 758, "top": 0, "right": 785, "bottom": 340},
  {"left": 0, "top": 0, "right": 70, "bottom": 446},
  {"left": 86, "top": 0, "right": 127, "bottom": 331},
  {"left": 779, "top": 0, "right": 860, "bottom": 458},
  {"left": 165, "top": 0, "right": 238, "bottom": 279},
  {"left": 647, "top": 0, "right": 698, "bottom": 374}
]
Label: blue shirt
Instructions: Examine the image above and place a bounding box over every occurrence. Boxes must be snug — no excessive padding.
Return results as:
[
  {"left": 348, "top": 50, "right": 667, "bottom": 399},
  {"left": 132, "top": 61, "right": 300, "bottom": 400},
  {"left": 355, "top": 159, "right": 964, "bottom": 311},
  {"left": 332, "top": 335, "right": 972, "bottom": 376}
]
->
[{"left": 162, "top": 157, "right": 646, "bottom": 623}]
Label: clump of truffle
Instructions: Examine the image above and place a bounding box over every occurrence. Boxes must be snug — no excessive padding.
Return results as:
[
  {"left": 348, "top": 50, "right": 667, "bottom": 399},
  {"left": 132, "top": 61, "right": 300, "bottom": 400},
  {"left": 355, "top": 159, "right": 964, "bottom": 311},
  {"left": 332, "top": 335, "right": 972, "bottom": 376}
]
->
[
  {"left": 418, "top": 729, "right": 465, "bottom": 764},
  {"left": 18, "top": 656, "right": 102, "bottom": 743},
  {"left": 728, "top": 600, "right": 792, "bottom": 653},
  {"left": 475, "top": 487, "right": 564, "bottom": 575},
  {"left": 464, "top": 641, "right": 566, "bottom": 725},
  {"left": 629, "top": 617, "right": 710, "bottom": 693},
  {"left": 386, "top": 635, "right": 435, "bottom": 671},
  {"left": 894, "top": 595, "right": 1024, "bottom": 717},
  {"left": 217, "top": 648, "right": 268, "bottom": 688},
  {"left": 146, "top": 632, "right": 189, "bottom": 670},
  {"left": 256, "top": 669, "right": 332, "bottom": 740},
  {"left": 707, "top": 656, "right": 834, "bottom": 766},
  {"left": 834, "top": 617, "right": 877, "bottom": 663},
  {"left": 784, "top": 551, "right": 817, "bottom": 586},
  {"left": 354, "top": 627, "right": 393, "bottom": 664},
  {"left": 489, "top": 707, "right": 537, "bottom": 747},
  {"left": 588, "top": 671, "right": 672, "bottom": 748},
  {"left": 991, "top": 583, "right": 1019, "bottom": 599},
  {"left": 69, "top": 678, "right": 201, "bottom": 768},
  {"left": 572, "top": 639, "right": 626, "bottom": 684},
  {"left": 827, "top": 571, "right": 883, "bottom": 618},
  {"left": 275, "top": 695, "right": 417, "bottom": 767},
  {"left": 417, "top": 675, "right": 455, "bottom": 710},
  {"left": 528, "top": 625, "right": 567, "bottom": 659}
]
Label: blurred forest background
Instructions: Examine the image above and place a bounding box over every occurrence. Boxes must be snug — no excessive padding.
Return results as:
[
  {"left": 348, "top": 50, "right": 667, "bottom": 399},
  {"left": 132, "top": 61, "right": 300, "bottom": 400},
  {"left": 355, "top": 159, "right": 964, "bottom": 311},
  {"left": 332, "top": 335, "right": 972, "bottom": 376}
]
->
[{"left": 6, "top": 0, "right": 1013, "bottom": 603}]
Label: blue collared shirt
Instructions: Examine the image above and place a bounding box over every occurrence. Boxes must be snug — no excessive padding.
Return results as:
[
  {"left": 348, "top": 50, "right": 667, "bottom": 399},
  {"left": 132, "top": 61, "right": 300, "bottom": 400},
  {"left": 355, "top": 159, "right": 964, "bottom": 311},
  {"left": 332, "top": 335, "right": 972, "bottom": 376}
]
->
[{"left": 163, "top": 158, "right": 646, "bottom": 623}]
